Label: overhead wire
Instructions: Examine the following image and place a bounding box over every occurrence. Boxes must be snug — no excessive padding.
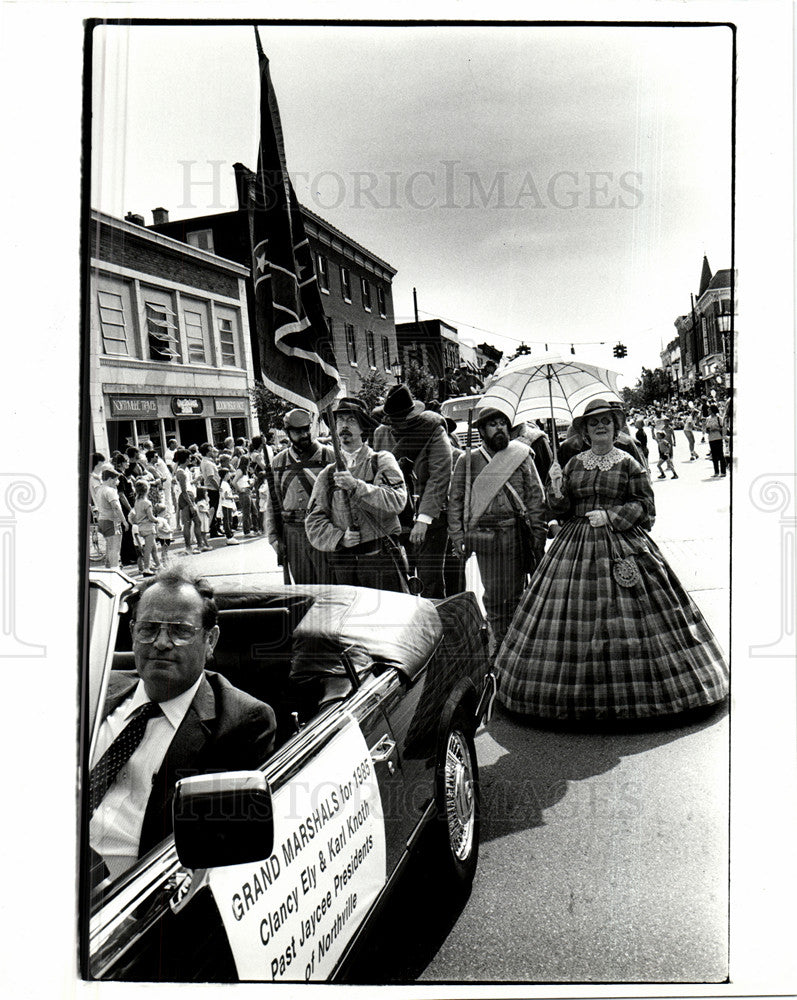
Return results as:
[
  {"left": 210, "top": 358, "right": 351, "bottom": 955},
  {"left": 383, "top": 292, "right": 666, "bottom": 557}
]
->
[{"left": 393, "top": 308, "right": 660, "bottom": 350}]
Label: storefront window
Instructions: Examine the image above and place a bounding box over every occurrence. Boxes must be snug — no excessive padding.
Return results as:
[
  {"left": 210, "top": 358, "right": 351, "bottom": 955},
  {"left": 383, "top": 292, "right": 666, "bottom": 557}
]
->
[
  {"left": 136, "top": 420, "right": 163, "bottom": 454},
  {"left": 210, "top": 418, "right": 230, "bottom": 446},
  {"left": 230, "top": 417, "right": 249, "bottom": 443},
  {"left": 175, "top": 418, "right": 207, "bottom": 449},
  {"left": 106, "top": 421, "right": 134, "bottom": 455}
]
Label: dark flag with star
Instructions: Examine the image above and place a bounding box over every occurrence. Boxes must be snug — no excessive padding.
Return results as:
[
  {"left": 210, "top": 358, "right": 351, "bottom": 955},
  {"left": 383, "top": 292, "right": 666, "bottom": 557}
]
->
[{"left": 247, "top": 33, "right": 341, "bottom": 413}]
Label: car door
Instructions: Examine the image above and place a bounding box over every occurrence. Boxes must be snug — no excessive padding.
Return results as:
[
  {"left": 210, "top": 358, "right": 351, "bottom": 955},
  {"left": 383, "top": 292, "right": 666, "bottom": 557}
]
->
[
  {"left": 87, "top": 678, "right": 410, "bottom": 983},
  {"left": 199, "top": 682, "right": 410, "bottom": 982}
]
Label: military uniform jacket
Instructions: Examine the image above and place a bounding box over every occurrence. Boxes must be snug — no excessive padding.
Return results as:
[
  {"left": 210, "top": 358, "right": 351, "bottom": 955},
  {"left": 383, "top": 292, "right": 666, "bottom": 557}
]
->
[
  {"left": 448, "top": 445, "right": 546, "bottom": 552},
  {"left": 263, "top": 442, "right": 334, "bottom": 545},
  {"left": 391, "top": 411, "right": 452, "bottom": 523},
  {"left": 305, "top": 444, "right": 407, "bottom": 552}
]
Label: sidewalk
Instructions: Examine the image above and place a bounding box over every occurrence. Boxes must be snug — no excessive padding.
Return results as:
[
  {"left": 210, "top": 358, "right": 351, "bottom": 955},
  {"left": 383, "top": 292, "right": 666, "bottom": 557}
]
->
[
  {"left": 119, "top": 527, "right": 280, "bottom": 582},
  {"left": 648, "top": 436, "right": 730, "bottom": 656}
]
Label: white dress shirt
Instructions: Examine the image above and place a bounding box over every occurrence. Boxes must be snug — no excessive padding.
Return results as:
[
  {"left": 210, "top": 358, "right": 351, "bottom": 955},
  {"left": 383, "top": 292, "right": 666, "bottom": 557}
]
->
[{"left": 89, "top": 675, "right": 203, "bottom": 878}]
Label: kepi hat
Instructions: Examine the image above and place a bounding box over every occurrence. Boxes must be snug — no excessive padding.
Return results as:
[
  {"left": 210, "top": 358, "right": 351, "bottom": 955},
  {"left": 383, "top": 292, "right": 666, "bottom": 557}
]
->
[{"left": 283, "top": 408, "right": 312, "bottom": 430}]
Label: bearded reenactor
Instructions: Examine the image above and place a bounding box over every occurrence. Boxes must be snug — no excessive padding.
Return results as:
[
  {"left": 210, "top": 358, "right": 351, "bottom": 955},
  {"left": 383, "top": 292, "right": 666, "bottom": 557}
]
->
[
  {"left": 305, "top": 398, "right": 408, "bottom": 591},
  {"left": 375, "top": 384, "right": 453, "bottom": 599},
  {"left": 264, "top": 408, "right": 334, "bottom": 584},
  {"left": 448, "top": 407, "right": 546, "bottom": 649}
]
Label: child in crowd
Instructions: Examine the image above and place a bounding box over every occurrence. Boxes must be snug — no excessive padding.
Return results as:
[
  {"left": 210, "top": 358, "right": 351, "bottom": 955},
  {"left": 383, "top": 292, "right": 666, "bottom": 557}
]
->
[
  {"left": 655, "top": 431, "right": 678, "bottom": 480},
  {"left": 219, "top": 468, "right": 240, "bottom": 545},
  {"left": 154, "top": 503, "right": 173, "bottom": 564},
  {"left": 195, "top": 487, "right": 212, "bottom": 540},
  {"left": 131, "top": 477, "right": 160, "bottom": 574},
  {"left": 257, "top": 471, "right": 270, "bottom": 535}
]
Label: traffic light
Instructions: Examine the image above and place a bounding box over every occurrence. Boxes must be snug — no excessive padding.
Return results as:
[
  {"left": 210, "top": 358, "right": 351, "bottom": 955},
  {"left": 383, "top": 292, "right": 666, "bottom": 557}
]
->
[{"left": 613, "top": 343, "right": 627, "bottom": 359}]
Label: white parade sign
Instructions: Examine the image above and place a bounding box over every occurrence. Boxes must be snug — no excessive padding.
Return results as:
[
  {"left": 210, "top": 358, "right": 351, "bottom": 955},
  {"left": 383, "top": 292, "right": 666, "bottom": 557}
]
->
[{"left": 208, "top": 719, "right": 387, "bottom": 981}]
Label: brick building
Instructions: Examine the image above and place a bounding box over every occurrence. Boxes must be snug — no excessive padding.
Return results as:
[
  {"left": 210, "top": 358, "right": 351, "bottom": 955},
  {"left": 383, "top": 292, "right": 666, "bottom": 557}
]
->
[
  {"left": 88, "top": 209, "right": 255, "bottom": 455},
  {"left": 150, "top": 163, "right": 399, "bottom": 399},
  {"left": 659, "top": 337, "right": 682, "bottom": 398},
  {"left": 674, "top": 256, "right": 734, "bottom": 398},
  {"left": 394, "top": 318, "right": 485, "bottom": 399}
]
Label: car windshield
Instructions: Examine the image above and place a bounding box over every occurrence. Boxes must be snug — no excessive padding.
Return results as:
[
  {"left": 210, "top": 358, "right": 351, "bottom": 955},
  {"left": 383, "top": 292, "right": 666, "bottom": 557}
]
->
[
  {"left": 441, "top": 398, "right": 479, "bottom": 421},
  {"left": 88, "top": 581, "right": 119, "bottom": 739}
]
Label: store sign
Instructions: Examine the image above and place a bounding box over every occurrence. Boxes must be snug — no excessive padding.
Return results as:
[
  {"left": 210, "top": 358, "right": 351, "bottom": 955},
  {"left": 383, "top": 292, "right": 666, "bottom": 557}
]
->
[
  {"left": 171, "top": 397, "right": 204, "bottom": 416},
  {"left": 109, "top": 395, "right": 159, "bottom": 418},
  {"left": 215, "top": 398, "right": 248, "bottom": 414}
]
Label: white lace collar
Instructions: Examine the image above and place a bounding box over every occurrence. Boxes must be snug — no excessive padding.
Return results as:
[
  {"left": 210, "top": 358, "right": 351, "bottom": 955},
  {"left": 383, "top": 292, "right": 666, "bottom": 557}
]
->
[{"left": 579, "top": 447, "right": 625, "bottom": 471}]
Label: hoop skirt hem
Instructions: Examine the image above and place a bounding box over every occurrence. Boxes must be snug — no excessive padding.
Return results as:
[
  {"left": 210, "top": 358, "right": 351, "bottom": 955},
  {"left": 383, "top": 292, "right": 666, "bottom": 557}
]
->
[{"left": 494, "top": 518, "right": 729, "bottom": 721}]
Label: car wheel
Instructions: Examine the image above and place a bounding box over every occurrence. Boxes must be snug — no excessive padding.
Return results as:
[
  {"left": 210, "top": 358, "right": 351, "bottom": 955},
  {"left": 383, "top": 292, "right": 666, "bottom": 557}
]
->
[{"left": 433, "top": 706, "right": 480, "bottom": 889}]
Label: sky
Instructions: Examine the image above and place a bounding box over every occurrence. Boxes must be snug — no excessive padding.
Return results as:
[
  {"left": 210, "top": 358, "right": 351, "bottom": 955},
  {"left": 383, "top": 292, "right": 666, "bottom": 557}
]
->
[{"left": 91, "top": 22, "right": 733, "bottom": 388}]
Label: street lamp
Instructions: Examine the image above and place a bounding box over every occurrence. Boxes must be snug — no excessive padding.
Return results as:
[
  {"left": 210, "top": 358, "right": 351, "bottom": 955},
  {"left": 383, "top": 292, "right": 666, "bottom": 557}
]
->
[
  {"left": 390, "top": 357, "right": 403, "bottom": 382},
  {"left": 716, "top": 313, "right": 732, "bottom": 389}
]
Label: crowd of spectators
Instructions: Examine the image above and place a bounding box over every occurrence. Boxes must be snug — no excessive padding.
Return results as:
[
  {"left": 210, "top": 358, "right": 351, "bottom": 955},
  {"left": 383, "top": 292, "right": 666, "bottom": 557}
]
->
[
  {"left": 625, "top": 395, "right": 732, "bottom": 479},
  {"left": 89, "top": 431, "right": 291, "bottom": 574}
]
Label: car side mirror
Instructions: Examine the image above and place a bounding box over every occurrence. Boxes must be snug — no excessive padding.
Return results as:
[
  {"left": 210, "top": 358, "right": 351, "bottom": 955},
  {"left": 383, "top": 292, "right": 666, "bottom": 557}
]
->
[{"left": 172, "top": 771, "right": 274, "bottom": 870}]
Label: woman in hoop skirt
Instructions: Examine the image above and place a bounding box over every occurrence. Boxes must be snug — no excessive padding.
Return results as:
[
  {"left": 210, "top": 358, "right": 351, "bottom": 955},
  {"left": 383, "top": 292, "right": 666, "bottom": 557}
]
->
[{"left": 495, "top": 399, "right": 728, "bottom": 723}]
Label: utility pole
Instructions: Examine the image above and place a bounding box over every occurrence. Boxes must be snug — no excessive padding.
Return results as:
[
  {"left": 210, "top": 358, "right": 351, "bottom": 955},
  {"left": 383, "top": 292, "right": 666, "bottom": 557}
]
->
[{"left": 413, "top": 286, "right": 419, "bottom": 325}]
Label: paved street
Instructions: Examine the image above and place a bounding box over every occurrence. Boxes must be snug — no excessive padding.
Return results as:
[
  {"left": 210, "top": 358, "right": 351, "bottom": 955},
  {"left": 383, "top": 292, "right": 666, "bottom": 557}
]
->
[
  {"left": 126, "top": 443, "right": 730, "bottom": 983},
  {"left": 352, "top": 441, "right": 731, "bottom": 984}
]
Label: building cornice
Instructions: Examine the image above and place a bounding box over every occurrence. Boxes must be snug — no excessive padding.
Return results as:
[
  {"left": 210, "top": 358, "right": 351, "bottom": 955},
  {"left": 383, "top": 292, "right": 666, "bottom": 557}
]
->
[
  {"left": 90, "top": 209, "right": 250, "bottom": 276},
  {"left": 300, "top": 204, "right": 397, "bottom": 280}
]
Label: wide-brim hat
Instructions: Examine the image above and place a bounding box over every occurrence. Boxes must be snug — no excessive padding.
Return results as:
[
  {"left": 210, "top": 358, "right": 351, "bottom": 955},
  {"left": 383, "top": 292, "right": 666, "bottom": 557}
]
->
[
  {"left": 382, "top": 383, "right": 425, "bottom": 423},
  {"left": 572, "top": 398, "right": 625, "bottom": 436},
  {"left": 332, "top": 397, "right": 376, "bottom": 430},
  {"left": 473, "top": 406, "right": 511, "bottom": 429}
]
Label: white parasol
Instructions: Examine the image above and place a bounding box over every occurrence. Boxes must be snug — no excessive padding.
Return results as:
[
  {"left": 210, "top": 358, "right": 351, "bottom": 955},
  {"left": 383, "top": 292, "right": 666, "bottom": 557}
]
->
[{"left": 478, "top": 352, "right": 623, "bottom": 458}]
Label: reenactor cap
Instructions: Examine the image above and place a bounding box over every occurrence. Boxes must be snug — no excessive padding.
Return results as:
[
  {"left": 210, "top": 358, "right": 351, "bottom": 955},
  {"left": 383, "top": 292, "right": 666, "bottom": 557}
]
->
[{"left": 283, "top": 408, "right": 312, "bottom": 430}]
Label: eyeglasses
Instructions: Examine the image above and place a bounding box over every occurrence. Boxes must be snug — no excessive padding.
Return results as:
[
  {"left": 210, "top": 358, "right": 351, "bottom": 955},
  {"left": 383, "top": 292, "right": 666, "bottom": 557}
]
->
[
  {"left": 586, "top": 416, "right": 613, "bottom": 426},
  {"left": 131, "top": 620, "right": 202, "bottom": 645}
]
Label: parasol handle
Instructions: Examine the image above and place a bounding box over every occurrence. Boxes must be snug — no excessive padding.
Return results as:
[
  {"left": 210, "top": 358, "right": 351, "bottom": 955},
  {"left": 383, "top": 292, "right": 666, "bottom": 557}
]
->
[{"left": 546, "top": 371, "right": 559, "bottom": 462}]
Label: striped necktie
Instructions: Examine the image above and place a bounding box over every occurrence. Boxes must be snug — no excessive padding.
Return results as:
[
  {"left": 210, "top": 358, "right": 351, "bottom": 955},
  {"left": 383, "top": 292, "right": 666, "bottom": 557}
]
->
[{"left": 89, "top": 701, "right": 162, "bottom": 814}]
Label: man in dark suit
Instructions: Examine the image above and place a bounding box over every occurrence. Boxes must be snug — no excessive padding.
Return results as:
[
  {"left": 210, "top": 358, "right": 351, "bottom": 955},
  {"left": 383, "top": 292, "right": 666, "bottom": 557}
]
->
[
  {"left": 375, "top": 384, "right": 453, "bottom": 598},
  {"left": 89, "top": 569, "right": 276, "bottom": 880}
]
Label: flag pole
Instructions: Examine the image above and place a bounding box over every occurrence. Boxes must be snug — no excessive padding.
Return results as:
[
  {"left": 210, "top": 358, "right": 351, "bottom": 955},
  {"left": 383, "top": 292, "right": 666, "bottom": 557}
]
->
[
  {"left": 260, "top": 417, "right": 291, "bottom": 585},
  {"left": 324, "top": 404, "right": 354, "bottom": 528}
]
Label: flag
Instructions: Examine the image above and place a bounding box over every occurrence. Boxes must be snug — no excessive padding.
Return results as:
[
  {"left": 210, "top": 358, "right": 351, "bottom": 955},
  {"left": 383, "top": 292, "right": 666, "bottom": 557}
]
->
[{"left": 247, "top": 33, "right": 341, "bottom": 413}]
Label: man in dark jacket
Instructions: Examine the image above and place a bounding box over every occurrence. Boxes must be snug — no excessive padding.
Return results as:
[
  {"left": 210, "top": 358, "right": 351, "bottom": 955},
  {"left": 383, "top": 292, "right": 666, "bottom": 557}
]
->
[
  {"left": 88, "top": 569, "right": 276, "bottom": 881},
  {"left": 377, "top": 384, "right": 453, "bottom": 598}
]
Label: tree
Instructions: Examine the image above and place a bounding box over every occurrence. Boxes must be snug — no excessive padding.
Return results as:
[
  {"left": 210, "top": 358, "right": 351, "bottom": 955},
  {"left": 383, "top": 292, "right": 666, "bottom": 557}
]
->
[
  {"left": 623, "top": 366, "right": 674, "bottom": 409},
  {"left": 354, "top": 369, "right": 389, "bottom": 414},
  {"left": 250, "top": 381, "right": 290, "bottom": 434},
  {"left": 403, "top": 358, "right": 437, "bottom": 403},
  {"left": 621, "top": 385, "right": 645, "bottom": 410}
]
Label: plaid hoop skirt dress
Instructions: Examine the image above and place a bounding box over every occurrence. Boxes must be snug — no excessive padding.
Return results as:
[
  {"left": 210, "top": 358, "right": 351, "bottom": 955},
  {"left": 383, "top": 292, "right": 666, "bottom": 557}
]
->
[{"left": 495, "top": 449, "right": 728, "bottom": 720}]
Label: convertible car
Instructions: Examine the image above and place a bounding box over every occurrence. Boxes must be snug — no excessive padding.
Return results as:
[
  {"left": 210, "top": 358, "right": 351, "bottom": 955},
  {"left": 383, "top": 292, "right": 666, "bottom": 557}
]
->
[{"left": 81, "top": 568, "right": 495, "bottom": 982}]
